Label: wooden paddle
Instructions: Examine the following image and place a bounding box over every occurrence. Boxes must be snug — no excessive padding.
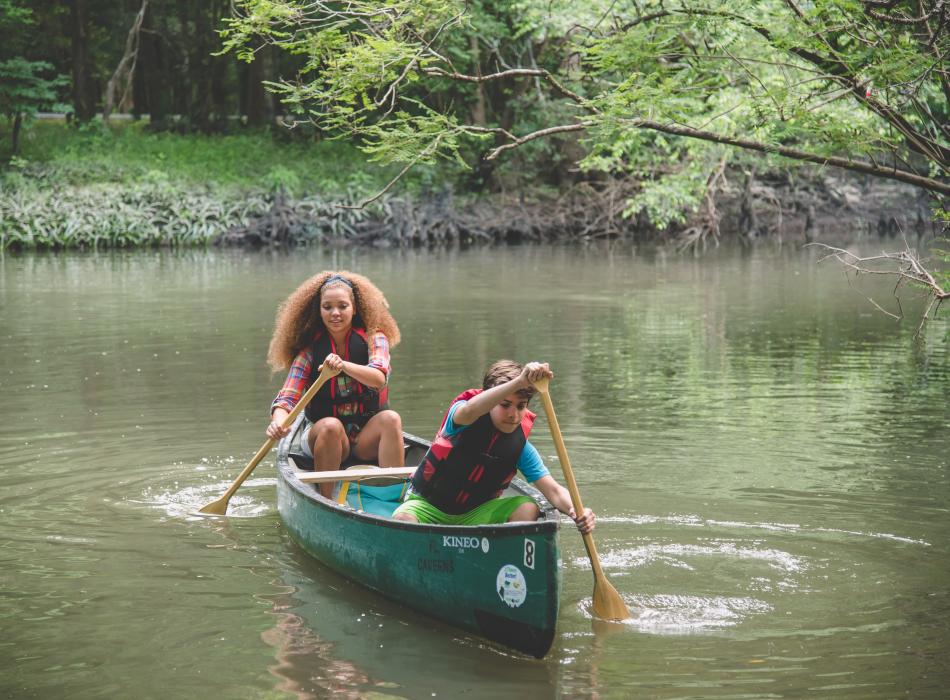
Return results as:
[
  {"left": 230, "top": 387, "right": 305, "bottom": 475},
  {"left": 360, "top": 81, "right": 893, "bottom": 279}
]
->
[
  {"left": 198, "top": 363, "right": 341, "bottom": 515},
  {"left": 532, "top": 376, "right": 631, "bottom": 621}
]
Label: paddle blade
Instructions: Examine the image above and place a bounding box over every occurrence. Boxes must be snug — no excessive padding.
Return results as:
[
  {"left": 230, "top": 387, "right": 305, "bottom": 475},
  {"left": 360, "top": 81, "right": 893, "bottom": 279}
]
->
[
  {"left": 592, "top": 577, "right": 631, "bottom": 621},
  {"left": 197, "top": 497, "right": 229, "bottom": 515}
]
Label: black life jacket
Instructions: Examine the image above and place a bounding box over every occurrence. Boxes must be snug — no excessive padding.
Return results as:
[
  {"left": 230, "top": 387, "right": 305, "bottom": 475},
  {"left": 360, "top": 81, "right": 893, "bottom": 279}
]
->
[
  {"left": 410, "top": 388, "right": 535, "bottom": 514},
  {"left": 304, "top": 327, "right": 388, "bottom": 424}
]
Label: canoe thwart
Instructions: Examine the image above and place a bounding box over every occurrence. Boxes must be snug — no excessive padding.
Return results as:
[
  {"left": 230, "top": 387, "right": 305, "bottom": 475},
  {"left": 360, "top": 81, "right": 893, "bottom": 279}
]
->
[{"left": 295, "top": 466, "right": 415, "bottom": 484}]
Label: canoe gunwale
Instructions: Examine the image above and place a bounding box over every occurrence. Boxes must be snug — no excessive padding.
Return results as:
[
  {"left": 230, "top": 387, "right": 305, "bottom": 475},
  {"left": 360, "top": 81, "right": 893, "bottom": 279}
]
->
[{"left": 275, "top": 416, "right": 561, "bottom": 536}]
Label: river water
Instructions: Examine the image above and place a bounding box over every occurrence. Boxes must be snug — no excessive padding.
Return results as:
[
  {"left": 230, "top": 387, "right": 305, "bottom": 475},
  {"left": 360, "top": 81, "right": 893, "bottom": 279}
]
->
[{"left": 1, "top": 243, "right": 948, "bottom": 699}]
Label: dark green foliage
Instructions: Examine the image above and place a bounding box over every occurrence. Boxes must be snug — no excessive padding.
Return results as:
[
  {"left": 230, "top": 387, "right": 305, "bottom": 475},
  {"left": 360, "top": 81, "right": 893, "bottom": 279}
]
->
[
  {"left": 0, "top": 1, "right": 69, "bottom": 152},
  {"left": 220, "top": 0, "right": 948, "bottom": 227},
  {"left": 0, "top": 121, "right": 422, "bottom": 250},
  {"left": 0, "top": 58, "right": 69, "bottom": 150}
]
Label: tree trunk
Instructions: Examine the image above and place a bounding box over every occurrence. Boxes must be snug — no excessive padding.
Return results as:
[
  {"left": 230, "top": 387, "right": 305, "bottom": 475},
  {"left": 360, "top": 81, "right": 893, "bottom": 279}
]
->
[
  {"left": 68, "top": 0, "right": 96, "bottom": 121},
  {"left": 137, "top": 3, "right": 169, "bottom": 128},
  {"left": 175, "top": 0, "right": 192, "bottom": 126},
  {"left": 192, "top": 1, "right": 213, "bottom": 131},
  {"left": 11, "top": 113, "right": 23, "bottom": 153},
  {"left": 739, "top": 169, "right": 760, "bottom": 239},
  {"left": 245, "top": 45, "right": 273, "bottom": 127},
  {"left": 469, "top": 36, "right": 487, "bottom": 127},
  {"left": 103, "top": 0, "right": 148, "bottom": 123},
  {"left": 210, "top": 55, "right": 230, "bottom": 131}
]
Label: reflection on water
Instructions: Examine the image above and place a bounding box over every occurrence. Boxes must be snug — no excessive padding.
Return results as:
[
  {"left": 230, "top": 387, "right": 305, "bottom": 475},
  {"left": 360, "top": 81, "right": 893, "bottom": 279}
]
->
[
  {"left": 1, "top": 243, "right": 948, "bottom": 698},
  {"left": 261, "top": 596, "right": 371, "bottom": 700}
]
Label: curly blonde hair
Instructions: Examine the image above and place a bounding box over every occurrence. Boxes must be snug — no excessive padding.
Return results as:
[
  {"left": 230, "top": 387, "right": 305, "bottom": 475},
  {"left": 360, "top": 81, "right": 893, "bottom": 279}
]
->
[{"left": 267, "top": 270, "right": 401, "bottom": 371}]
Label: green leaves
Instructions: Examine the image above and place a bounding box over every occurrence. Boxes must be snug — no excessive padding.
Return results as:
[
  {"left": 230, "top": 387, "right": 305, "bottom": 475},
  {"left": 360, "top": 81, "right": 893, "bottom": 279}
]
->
[
  {"left": 217, "top": 0, "right": 948, "bottom": 219},
  {"left": 0, "top": 58, "right": 66, "bottom": 114}
]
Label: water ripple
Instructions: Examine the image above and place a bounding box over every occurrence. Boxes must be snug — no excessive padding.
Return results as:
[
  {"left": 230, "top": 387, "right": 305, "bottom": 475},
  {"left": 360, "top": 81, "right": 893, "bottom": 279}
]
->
[
  {"left": 599, "top": 514, "right": 931, "bottom": 546},
  {"left": 584, "top": 541, "right": 806, "bottom": 576},
  {"left": 135, "top": 476, "right": 276, "bottom": 520},
  {"left": 580, "top": 593, "right": 772, "bottom": 633}
]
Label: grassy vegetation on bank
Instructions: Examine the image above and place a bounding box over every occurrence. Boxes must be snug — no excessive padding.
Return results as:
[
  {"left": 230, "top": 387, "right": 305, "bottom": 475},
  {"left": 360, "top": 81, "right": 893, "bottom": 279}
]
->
[
  {"left": 3, "top": 119, "right": 417, "bottom": 194},
  {"left": 0, "top": 120, "right": 446, "bottom": 250}
]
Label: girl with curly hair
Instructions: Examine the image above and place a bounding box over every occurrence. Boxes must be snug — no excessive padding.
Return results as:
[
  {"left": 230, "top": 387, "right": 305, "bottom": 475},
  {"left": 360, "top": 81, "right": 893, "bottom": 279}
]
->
[{"left": 265, "top": 270, "right": 403, "bottom": 497}]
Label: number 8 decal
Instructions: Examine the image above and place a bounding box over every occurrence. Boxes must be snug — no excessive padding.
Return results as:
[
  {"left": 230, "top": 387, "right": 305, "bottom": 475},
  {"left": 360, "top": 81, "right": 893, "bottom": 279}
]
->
[{"left": 524, "top": 538, "right": 535, "bottom": 569}]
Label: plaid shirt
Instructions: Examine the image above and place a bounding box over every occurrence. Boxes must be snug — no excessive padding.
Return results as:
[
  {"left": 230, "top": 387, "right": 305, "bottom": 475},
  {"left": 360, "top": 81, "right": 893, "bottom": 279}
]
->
[{"left": 271, "top": 331, "right": 391, "bottom": 415}]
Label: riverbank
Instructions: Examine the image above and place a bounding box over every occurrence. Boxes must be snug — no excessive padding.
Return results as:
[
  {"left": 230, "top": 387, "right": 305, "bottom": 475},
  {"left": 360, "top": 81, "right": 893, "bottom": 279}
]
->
[{"left": 0, "top": 121, "right": 938, "bottom": 250}]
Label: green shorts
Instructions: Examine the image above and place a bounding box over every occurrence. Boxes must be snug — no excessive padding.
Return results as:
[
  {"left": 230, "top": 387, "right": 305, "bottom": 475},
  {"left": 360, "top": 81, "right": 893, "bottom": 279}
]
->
[{"left": 392, "top": 493, "right": 537, "bottom": 525}]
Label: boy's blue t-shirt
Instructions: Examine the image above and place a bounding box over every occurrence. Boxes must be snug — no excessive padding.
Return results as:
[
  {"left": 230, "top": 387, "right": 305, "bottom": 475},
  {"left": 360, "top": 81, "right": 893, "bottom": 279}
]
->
[{"left": 443, "top": 400, "right": 550, "bottom": 483}]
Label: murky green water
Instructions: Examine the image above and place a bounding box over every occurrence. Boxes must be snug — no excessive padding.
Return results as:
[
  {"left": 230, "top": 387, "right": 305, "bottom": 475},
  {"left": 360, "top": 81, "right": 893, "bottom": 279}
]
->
[{"left": 1, "top": 243, "right": 948, "bottom": 699}]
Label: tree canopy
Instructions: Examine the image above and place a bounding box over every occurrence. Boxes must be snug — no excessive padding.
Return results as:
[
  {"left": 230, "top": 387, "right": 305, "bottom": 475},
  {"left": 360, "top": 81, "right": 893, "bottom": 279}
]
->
[{"left": 221, "top": 0, "right": 949, "bottom": 221}]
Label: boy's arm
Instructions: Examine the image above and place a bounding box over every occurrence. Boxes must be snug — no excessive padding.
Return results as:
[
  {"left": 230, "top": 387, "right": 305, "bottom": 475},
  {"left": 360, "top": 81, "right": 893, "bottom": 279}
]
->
[
  {"left": 532, "top": 475, "right": 596, "bottom": 534},
  {"left": 452, "top": 362, "right": 552, "bottom": 426}
]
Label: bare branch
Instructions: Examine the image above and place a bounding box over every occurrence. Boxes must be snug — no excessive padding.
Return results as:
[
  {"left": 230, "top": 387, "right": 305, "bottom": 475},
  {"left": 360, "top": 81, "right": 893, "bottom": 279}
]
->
[
  {"left": 809, "top": 241, "right": 949, "bottom": 335},
  {"left": 485, "top": 123, "right": 588, "bottom": 161},
  {"left": 423, "top": 67, "right": 589, "bottom": 106},
  {"left": 374, "top": 12, "right": 464, "bottom": 111},
  {"left": 103, "top": 0, "right": 148, "bottom": 122},
  {"left": 337, "top": 136, "right": 443, "bottom": 210},
  {"left": 865, "top": 0, "right": 947, "bottom": 25}
]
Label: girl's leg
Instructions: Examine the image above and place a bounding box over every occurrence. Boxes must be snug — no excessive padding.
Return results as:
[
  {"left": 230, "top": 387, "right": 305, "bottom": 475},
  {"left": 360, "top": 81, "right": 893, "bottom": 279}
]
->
[
  {"left": 308, "top": 417, "right": 350, "bottom": 498},
  {"left": 352, "top": 410, "right": 404, "bottom": 467}
]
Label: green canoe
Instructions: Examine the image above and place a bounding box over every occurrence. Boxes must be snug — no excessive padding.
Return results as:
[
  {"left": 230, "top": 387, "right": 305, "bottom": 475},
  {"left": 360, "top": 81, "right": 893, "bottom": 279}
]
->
[{"left": 275, "top": 417, "right": 562, "bottom": 658}]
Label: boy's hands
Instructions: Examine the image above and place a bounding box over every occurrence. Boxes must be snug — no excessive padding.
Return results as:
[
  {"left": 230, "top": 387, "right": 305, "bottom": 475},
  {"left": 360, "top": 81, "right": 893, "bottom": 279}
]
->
[
  {"left": 569, "top": 506, "right": 596, "bottom": 534},
  {"left": 519, "top": 361, "right": 553, "bottom": 387}
]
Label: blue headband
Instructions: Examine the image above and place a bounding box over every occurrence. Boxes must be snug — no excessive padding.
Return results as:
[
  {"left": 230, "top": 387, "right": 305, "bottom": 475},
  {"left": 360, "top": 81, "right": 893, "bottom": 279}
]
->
[{"left": 322, "top": 274, "right": 353, "bottom": 289}]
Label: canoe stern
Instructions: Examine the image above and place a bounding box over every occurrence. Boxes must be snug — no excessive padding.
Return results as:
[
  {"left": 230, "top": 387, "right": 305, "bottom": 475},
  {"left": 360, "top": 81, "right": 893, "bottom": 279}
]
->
[{"left": 276, "top": 461, "right": 561, "bottom": 657}]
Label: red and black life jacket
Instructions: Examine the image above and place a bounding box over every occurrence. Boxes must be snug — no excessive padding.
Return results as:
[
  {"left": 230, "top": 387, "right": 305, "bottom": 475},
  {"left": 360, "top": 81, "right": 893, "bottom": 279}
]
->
[
  {"left": 410, "top": 388, "right": 535, "bottom": 515},
  {"left": 304, "top": 327, "right": 388, "bottom": 424}
]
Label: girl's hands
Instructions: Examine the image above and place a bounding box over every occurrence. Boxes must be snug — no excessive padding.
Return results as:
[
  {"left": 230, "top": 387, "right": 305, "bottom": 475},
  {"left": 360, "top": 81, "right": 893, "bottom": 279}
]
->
[
  {"left": 568, "top": 506, "right": 596, "bottom": 535},
  {"left": 266, "top": 408, "right": 291, "bottom": 440},
  {"left": 322, "top": 353, "right": 345, "bottom": 373}
]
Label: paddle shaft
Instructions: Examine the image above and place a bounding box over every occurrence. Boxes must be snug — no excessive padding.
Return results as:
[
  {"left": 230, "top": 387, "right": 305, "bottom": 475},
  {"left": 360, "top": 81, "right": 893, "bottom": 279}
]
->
[
  {"left": 536, "top": 389, "right": 608, "bottom": 581},
  {"left": 533, "top": 375, "right": 630, "bottom": 620},
  {"left": 198, "top": 365, "right": 339, "bottom": 514}
]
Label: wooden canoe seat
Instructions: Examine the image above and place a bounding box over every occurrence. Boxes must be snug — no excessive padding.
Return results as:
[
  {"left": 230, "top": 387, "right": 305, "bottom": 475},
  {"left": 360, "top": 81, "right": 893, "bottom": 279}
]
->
[
  {"left": 294, "top": 466, "right": 415, "bottom": 484},
  {"left": 292, "top": 466, "right": 414, "bottom": 510}
]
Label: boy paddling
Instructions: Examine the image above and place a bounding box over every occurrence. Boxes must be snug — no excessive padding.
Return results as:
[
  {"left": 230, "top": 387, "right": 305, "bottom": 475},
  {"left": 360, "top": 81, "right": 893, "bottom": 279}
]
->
[{"left": 393, "top": 360, "right": 595, "bottom": 533}]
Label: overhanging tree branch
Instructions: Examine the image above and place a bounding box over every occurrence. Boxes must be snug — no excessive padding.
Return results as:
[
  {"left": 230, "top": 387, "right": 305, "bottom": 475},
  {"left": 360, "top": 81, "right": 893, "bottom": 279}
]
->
[
  {"left": 483, "top": 123, "right": 588, "bottom": 160},
  {"left": 611, "top": 4, "right": 950, "bottom": 169},
  {"left": 621, "top": 119, "right": 950, "bottom": 196},
  {"left": 476, "top": 112, "right": 949, "bottom": 195},
  {"left": 423, "top": 66, "right": 588, "bottom": 105}
]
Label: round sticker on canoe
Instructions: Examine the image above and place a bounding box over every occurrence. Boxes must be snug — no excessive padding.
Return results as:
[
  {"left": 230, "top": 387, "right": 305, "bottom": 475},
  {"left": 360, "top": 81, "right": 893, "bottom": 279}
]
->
[
  {"left": 496, "top": 564, "right": 527, "bottom": 608},
  {"left": 480, "top": 537, "right": 489, "bottom": 554}
]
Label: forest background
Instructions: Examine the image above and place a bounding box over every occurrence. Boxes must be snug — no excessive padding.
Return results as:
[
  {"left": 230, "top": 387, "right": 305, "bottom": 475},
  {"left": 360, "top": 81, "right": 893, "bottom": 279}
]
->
[{"left": 0, "top": 0, "right": 947, "bottom": 256}]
